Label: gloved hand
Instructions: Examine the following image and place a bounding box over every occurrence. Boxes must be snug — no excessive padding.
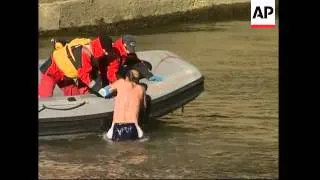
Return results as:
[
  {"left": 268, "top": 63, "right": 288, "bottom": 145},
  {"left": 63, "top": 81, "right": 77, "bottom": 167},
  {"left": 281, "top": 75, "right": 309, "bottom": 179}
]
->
[
  {"left": 149, "top": 75, "right": 163, "bottom": 82},
  {"left": 98, "top": 85, "right": 112, "bottom": 98}
]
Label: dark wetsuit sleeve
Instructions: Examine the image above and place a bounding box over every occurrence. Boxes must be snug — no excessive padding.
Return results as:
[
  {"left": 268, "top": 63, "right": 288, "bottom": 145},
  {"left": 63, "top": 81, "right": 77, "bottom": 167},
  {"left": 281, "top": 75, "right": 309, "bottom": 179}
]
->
[
  {"left": 124, "top": 54, "right": 154, "bottom": 79},
  {"left": 132, "top": 63, "right": 154, "bottom": 79}
]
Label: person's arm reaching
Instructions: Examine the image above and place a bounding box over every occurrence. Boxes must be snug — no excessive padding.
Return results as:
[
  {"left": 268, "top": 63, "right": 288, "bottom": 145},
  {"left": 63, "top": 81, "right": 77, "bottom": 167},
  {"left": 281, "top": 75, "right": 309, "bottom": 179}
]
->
[
  {"left": 98, "top": 79, "right": 119, "bottom": 98},
  {"left": 107, "top": 58, "right": 120, "bottom": 84},
  {"left": 143, "top": 87, "right": 147, "bottom": 112},
  {"left": 78, "top": 51, "right": 112, "bottom": 97},
  {"left": 78, "top": 52, "right": 94, "bottom": 88},
  {"left": 138, "top": 85, "right": 149, "bottom": 124}
]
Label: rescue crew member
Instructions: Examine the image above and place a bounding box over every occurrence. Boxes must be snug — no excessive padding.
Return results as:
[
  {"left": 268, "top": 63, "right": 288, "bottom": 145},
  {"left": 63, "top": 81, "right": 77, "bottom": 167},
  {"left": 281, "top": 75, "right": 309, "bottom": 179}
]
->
[
  {"left": 103, "top": 69, "right": 146, "bottom": 141},
  {"left": 101, "top": 34, "right": 163, "bottom": 84},
  {"left": 38, "top": 35, "right": 114, "bottom": 98}
]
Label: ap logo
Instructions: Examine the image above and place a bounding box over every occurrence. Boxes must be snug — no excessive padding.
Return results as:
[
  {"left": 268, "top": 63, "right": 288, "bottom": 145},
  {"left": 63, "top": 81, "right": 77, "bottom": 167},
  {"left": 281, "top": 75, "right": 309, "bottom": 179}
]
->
[{"left": 251, "top": 0, "right": 276, "bottom": 28}]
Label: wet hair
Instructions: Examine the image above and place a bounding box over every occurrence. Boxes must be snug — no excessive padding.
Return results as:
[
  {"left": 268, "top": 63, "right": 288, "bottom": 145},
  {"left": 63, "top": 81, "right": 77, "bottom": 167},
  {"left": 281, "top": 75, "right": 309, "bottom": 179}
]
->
[
  {"left": 116, "top": 67, "right": 129, "bottom": 80},
  {"left": 125, "top": 69, "right": 140, "bottom": 83}
]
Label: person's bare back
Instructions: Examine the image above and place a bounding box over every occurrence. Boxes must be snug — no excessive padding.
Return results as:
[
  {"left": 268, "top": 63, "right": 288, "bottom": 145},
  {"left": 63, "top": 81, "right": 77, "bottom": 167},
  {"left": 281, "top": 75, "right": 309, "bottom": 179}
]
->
[
  {"left": 112, "top": 79, "right": 145, "bottom": 123},
  {"left": 103, "top": 69, "right": 146, "bottom": 141}
]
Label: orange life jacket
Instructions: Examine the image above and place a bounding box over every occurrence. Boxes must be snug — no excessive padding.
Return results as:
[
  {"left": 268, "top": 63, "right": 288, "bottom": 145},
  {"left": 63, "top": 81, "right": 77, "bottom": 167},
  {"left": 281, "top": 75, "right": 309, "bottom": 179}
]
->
[{"left": 51, "top": 38, "right": 92, "bottom": 78}]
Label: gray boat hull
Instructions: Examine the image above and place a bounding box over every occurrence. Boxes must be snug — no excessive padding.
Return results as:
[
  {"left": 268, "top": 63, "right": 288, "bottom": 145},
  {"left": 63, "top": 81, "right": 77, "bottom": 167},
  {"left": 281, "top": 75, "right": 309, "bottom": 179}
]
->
[{"left": 39, "top": 50, "right": 204, "bottom": 138}]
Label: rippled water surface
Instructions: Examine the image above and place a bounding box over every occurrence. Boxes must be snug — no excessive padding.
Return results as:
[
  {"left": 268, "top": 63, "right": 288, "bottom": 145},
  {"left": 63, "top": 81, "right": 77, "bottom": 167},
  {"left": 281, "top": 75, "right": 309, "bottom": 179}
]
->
[{"left": 39, "top": 20, "right": 278, "bottom": 179}]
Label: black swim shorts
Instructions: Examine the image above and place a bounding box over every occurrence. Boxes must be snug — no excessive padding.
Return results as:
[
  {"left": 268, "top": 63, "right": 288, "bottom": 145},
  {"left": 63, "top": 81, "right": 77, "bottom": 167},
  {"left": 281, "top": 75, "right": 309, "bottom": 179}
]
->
[{"left": 105, "top": 123, "right": 144, "bottom": 141}]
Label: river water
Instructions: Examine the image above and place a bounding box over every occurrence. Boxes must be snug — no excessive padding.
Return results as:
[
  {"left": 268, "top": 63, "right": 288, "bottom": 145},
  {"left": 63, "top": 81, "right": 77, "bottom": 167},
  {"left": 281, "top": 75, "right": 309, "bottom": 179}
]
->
[{"left": 38, "top": 20, "right": 278, "bottom": 179}]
